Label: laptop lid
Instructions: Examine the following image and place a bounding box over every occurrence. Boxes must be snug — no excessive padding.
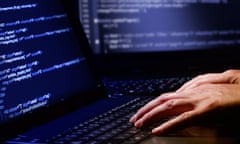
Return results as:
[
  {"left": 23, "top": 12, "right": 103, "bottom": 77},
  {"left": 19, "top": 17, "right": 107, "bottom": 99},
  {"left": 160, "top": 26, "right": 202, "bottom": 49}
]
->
[
  {"left": 0, "top": 0, "right": 107, "bottom": 140},
  {"left": 78, "top": 0, "right": 240, "bottom": 76}
]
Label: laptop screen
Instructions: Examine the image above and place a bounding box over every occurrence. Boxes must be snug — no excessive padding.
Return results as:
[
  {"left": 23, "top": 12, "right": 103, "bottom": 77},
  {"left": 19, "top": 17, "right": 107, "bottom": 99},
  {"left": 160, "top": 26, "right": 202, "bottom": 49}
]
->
[
  {"left": 78, "top": 0, "right": 240, "bottom": 74},
  {"left": 0, "top": 0, "right": 102, "bottom": 128}
]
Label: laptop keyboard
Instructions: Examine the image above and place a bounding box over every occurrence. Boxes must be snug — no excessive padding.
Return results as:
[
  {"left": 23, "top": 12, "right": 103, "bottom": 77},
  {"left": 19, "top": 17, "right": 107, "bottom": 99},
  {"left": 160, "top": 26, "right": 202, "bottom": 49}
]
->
[
  {"left": 45, "top": 96, "right": 160, "bottom": 144},
  {"left": 103, "top": 76, "right": 192, "bottom": 97},
  {"left": 11, "top": 77, "right": 191, "bottom": 143}
]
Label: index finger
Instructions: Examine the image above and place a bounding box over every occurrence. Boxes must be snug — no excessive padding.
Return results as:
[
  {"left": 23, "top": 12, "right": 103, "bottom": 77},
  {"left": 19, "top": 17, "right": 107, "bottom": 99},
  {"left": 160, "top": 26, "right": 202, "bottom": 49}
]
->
[{"left": 130, "top": 93, "right": 174, "bottom": 123}]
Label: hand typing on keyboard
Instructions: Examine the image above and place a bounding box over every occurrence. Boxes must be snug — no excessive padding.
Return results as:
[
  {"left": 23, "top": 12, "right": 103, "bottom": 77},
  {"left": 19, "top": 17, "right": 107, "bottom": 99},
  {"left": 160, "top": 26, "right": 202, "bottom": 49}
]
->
[{"left": 130, "top": 69, "right": 240, "bottom": 135}]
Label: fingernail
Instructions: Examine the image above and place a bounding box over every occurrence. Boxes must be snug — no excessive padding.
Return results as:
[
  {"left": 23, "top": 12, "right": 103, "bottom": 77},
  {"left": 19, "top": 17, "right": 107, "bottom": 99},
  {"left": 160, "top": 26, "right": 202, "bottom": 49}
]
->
[
  {"left": 129, "top": 115, "right": 136, "bottom": 123},
  {"left": 134, "top": 120, "right": 142, "bottom": 128}
]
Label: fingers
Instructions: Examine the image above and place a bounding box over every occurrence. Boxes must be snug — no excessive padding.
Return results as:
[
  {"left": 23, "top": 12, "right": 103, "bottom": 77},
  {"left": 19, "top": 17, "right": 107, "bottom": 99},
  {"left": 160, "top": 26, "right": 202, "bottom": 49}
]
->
[
  {"left": 133, "top": 97, "right": 194, "bottom": 128},
  {"left": 130, "top": 94, "right": 172, "bottom": 123},
  {"left": 130, "top": 92, "right": 182, "bottom": 123}
]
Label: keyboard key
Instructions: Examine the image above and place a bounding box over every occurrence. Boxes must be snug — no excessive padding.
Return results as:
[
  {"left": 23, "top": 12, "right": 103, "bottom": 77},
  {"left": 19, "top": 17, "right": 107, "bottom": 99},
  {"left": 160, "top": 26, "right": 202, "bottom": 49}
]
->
[{"left": 47, "top": 97, "right": 155, "bottom": 144}]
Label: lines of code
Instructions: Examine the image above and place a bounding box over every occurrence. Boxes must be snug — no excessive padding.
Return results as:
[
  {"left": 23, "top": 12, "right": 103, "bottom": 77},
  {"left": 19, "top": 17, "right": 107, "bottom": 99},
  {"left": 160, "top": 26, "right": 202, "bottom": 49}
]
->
[
  {"left": 0, "top": 52, "right": 83, "bottom": 86},
  {"left": 0, "top": 13, "right": 69, "bottom": 45},
  {"left": 0, "top": 1, "right": 86, "bottom": 121},
  {"left": 0, "top": 3, "right": 37, "bottom": 12},
  {"left": 79, "top": 0, "right": 240, "bottom": 54},
  {"left": 98, "top": 0, "right": 229, "bottom": 12}
]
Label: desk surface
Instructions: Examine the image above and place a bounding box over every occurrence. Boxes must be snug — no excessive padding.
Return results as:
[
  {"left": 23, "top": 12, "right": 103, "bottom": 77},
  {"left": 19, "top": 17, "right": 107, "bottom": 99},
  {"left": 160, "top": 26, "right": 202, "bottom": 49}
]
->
[{"left": 140, "top": 125, "right": 240, "bottom": 144}]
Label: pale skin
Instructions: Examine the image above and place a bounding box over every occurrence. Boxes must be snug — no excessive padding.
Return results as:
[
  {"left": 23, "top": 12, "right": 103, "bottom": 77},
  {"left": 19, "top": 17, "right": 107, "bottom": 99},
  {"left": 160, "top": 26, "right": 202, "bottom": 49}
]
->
[{"left": 130, "top": 69, "right": 240, "bottom": 135}]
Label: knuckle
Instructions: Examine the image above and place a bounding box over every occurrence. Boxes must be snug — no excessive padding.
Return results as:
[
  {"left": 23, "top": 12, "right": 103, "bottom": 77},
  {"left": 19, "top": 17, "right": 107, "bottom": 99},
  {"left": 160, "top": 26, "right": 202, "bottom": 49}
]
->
[
  {"left": 165, "top": 100, "right": 175, "bottom": 109},
  {"left": 224, "top": 69, "right": 240, "bottom": 75},
  {"left": 144, "top": 112, "right": 153, "bottom": 120},
  {"left": 224, "top": 70, "right": 240, "bottom": 84},
  {"left": 180, "top": 112, "right": 191, "bottom": 120}
]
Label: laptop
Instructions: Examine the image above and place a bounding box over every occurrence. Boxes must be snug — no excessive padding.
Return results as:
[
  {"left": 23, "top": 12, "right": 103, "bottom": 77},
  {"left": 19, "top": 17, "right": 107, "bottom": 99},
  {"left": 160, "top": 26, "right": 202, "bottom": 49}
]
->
[
  {"left": 1, "top": 0, "right": 240, "bottom": 143},
  {"left": 77, "top": 0, "right": 240, "bottom": 97}
]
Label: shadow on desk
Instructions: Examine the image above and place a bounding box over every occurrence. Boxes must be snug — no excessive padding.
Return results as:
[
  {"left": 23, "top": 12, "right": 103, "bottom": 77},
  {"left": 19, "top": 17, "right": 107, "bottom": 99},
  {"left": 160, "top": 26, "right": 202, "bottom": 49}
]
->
[{"left": 141, "top": 125, "right": 240, "bottom": 144}]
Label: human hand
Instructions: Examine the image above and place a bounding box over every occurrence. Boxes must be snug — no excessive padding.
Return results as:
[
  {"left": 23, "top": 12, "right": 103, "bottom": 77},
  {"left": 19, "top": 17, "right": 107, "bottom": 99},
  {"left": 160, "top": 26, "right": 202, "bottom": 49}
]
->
[{"left": 130, "top": 70, "right": 240, "bottom": 135}]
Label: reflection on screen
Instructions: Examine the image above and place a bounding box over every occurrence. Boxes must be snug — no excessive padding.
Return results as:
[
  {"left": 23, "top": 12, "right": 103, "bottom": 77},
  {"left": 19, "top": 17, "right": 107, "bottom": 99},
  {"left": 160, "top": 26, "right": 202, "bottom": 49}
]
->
[{"left": 79, "top": 0, "right": 240, "bottom": 54}]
